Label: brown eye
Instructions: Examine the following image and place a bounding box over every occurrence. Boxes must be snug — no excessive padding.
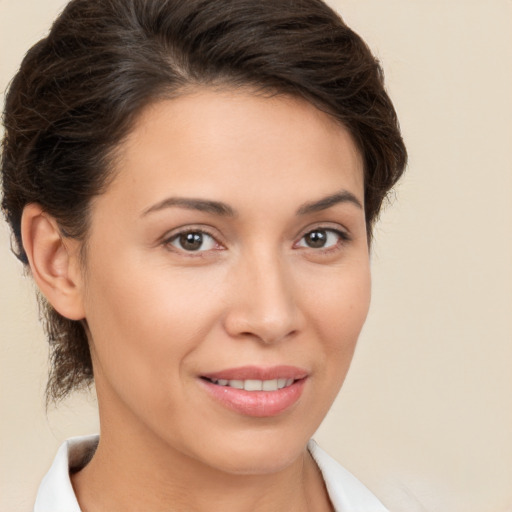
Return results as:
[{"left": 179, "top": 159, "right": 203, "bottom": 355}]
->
[
  {"left": 169, "top": 231, "right": 217, "bottom": 252},
  {"left": 297, "top": 228, "right": 347, "bottom": 250},
  {"left": 304, "top": 230, "right": 328, "bottom": 248}
]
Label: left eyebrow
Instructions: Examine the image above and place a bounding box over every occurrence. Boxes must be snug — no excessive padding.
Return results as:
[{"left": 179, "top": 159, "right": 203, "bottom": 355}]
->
[{"left": 296, "top": 190, "right": 363, "bottom": 215}]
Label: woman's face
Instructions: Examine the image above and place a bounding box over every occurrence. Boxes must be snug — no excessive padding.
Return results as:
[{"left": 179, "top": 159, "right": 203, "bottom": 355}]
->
[{"left": 79, "top": 89, "right": 370, "bottom": 474}]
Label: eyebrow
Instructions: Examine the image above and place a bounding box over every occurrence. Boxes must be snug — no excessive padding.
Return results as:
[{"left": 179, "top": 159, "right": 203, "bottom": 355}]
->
[
  {"left": 296, "top": 190, "right": 363, "bottom": 215},
  {"left": 142, "top": 189, "right": 362, "bottom": 218},
  {"left": 142, "top": 197, "right": 236, "bottom": 217}
]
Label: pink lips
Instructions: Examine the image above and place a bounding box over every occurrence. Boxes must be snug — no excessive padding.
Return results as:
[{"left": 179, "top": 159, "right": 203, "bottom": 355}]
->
[{"left": 200, "top": 365, "right": 308, "bottom": 417}]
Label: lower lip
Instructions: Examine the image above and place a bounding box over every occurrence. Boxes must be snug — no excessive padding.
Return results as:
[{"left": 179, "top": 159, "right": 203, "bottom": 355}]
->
[{"left": 200, "top": 378, "right": 306, "bottom": 417}]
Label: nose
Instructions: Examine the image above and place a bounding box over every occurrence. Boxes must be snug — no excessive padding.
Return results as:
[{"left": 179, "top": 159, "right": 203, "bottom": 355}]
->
[{"left": 223, "top": 251, "right": 302, "bottom": 345}]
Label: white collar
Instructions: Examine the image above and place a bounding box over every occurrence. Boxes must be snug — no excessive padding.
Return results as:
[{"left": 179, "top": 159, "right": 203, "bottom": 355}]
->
[
  {"left": 308, "top": 439, "right": 388, "bottom": 511},
  {"left": 34, "top": 435, "right": 97, "bottom": 512},
  {"left": 34, "top": 436, "right": 388, "bottom": 512}
]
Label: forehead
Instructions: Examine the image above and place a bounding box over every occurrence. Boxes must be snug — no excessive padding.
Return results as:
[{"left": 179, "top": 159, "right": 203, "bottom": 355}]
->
[{"left": 103, "top": 88, "right": 364, "bottom": 215}]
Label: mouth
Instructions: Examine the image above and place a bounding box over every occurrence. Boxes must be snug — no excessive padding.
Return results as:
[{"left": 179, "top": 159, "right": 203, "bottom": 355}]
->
[
  {"left": 199, "top": 366, "right": 308, "bottom": 417},
  {"left": 201, "top": 377, "right": 297, "bottom": 391}
]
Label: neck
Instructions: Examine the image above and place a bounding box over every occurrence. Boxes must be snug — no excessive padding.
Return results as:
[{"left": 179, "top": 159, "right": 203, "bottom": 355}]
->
[{"left": 71, "top": 395, "right": 332, "bottom": 512}]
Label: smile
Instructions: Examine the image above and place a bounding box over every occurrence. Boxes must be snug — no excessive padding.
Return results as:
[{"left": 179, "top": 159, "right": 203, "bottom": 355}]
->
[
  {"left": 205, "top": 378, "right": 296, "bottom": 391},
  {"left": 200, "top": 366, "right": 308, "bottom": 417}
]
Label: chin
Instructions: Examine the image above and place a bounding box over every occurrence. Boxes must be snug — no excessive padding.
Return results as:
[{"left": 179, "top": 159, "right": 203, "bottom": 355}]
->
[{"left": 195, "top": 428, "right": 311, "bottom": 476}]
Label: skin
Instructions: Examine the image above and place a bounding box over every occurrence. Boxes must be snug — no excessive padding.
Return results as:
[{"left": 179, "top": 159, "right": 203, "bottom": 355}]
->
[{"left": 23, "top": 89, "right": 371, "bottom": 511}]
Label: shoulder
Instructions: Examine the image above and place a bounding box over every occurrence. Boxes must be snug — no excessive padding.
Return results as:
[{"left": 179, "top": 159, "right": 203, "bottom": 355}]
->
[
  {"left": 33, "top": 435, "right": 99, "bottom": 512},
  {"left": 308, "top": 440, "right": 389, "bottom": 512}
]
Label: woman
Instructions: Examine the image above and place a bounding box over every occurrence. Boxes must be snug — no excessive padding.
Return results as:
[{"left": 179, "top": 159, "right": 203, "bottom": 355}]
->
[{"left": 1, "top": 0, "right": 406, "bottom": 510}]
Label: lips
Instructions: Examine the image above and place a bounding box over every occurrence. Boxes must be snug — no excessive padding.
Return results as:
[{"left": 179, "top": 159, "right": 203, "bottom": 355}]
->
[{"left": 199, "top": 365, "right": 308, "bottom": 417}]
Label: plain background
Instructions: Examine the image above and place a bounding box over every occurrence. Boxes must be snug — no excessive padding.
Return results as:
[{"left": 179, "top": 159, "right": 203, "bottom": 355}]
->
[{"left": 1, "top": 1, "right": 511, "bottom": 511}]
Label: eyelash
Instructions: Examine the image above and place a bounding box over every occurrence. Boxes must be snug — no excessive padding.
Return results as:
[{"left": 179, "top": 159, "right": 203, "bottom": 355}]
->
[
  {"left": 294, "top": 227, "right": 351, "bottom": 253},
  {"left": 162, "top": 226, "right": 351, "bottom": 256},
  {"left": 163, "top": 227, "right": 222, "bottom": 256}
]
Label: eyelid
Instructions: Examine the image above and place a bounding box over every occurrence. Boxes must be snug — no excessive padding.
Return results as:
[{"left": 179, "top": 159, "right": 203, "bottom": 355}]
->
[
  {"left": 293, "top": 224, "right": 351, "bottom": 251},
  {"left": 161, "top": 225, "right": 225, "bottom": 254},
  {"left": 295, "top": 223, "right": 351, "bottom": 242}
]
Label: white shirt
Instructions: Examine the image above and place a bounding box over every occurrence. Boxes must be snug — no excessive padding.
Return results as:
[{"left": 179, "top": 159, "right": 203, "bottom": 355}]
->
[{"left": 34, "top": 436, "right": 388, "bottom": 512}]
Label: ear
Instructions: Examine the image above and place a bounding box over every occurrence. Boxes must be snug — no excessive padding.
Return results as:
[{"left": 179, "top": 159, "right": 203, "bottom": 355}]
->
[{"left": 21, "top": 203, "right": 86, "bottom": 320}]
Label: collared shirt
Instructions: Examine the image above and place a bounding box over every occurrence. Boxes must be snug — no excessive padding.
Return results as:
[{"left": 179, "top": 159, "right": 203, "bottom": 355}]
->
[{"left": 34, "top": 436, "right": 388, "bottom": 512}]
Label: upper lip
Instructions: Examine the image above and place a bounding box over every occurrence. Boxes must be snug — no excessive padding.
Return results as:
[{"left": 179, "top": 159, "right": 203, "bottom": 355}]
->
[{"left": 200, "top": 365, "right": 308, "bottom": 381}]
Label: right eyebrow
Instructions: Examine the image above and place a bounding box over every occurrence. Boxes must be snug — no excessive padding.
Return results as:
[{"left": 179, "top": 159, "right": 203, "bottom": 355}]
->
[{"left": 141, "top": 197, "right": 237, "bottom": 218}]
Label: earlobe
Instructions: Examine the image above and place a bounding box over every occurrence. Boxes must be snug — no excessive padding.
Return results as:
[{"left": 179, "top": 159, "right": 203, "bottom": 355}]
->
[{"left": 21, "top": 204, "right": 86, "bottom": 321}]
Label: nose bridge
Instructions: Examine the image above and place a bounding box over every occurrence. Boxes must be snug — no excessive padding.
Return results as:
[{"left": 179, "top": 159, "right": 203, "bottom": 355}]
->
[{"left": 225, "top": 244, "right": 300, "bottom": 343}]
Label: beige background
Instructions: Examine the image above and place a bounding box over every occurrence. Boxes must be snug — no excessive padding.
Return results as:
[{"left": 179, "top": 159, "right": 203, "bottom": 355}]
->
[{"left": 1, "top": 1, "right": 511, "bottom": 511}]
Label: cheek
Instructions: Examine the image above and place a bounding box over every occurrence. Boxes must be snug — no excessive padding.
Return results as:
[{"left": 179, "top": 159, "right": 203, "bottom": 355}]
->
[
  {"left": 305, "top": 260, "right": 371, "bottom": 336},
  {"left": 302, "top": 262, "right": 371, "bottom": 376},
  {"left": 82, "top": 253, "right": 225, "bottom": 392}
]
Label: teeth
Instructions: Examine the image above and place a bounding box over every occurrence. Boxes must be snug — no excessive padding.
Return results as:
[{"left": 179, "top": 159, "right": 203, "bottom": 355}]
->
[
  {"left": 209, "top": 378, "right": 296, "bottom": 391},
  {"left": 262, "top": 379, "right": 278, "bottom": 391},
  {"left": 229, "top": 380, "right": 244, "bottom": 389},
  {"left": 244, "top": 379, "right": 263, "bottom": 391}
]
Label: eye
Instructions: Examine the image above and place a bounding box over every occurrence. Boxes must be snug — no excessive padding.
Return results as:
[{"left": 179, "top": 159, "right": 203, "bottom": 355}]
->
[
  {"left": 167, "top": 230, "right": 218, "bottom": 252},
  {"left": 296, "top": 228, "right": 347, "bottom": 250}
]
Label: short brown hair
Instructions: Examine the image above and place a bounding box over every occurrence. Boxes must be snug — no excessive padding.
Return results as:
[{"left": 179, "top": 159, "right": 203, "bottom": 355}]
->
[{"left": 1, "top": 0, "right": 407, "bottom": 402}]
